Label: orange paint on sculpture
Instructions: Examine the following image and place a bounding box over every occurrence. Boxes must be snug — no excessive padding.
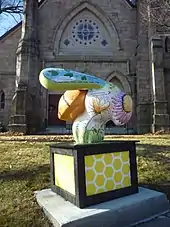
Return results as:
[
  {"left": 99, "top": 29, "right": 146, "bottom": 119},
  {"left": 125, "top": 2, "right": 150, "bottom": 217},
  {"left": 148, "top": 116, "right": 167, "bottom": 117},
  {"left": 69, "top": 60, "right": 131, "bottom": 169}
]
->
[{"left": 58, "top": 90, "right": 87, "bottom": 121}]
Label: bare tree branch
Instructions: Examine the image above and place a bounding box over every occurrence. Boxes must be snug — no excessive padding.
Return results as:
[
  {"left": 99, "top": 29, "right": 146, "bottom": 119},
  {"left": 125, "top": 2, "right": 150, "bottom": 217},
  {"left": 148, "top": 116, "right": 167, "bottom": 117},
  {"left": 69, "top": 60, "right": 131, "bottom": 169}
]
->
[
  {"left": 0, "top": 0, "right": 23, "bottom": 15},
  {"left": 140, "top": 0, "right": 170, "bottom": 32},
  {"left": 9, "top": 12, "right": 19, "bottom": 23},
  {"left": 0, "top": 0, "right": 23, "bottom": 33}
]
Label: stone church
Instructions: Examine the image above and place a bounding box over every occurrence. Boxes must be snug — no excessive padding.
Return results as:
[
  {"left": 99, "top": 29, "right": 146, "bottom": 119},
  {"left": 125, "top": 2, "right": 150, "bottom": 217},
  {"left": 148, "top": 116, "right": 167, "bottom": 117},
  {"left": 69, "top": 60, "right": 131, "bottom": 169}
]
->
[{"left": 0, "top": 0, "right": 169, "bottom": 134}]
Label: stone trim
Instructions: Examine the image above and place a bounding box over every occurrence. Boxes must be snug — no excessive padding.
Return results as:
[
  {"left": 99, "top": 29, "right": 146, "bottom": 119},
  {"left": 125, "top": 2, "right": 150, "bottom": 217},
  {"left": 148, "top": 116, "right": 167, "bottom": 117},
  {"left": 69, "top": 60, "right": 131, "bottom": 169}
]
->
[
  {"left": 0, "top": 22, "right": 21, "bottom": 42},
  {"left": 106, "top": 71, "right": 132, "bottom": 94},
  {"left": 44, "top": 55, "right": 129, "bottom": 63},
  {"left": 0, "top": 71, "right": 16, "bottom": 75}
]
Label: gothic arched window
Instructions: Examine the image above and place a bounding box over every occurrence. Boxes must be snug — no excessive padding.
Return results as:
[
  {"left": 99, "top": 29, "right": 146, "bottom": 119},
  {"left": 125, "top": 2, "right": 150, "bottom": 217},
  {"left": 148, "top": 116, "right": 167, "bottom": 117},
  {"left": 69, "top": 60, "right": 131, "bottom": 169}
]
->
[
  {"left": 58, "top": 6, "right": 119, "bottom": 55},
  {"left": 0, "top": 90, "right": 5, "bottom": 109}
]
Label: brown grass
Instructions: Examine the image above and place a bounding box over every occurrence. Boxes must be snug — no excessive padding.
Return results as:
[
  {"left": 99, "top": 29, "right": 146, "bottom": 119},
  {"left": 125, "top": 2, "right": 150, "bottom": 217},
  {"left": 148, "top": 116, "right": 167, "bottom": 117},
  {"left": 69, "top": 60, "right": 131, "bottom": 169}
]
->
[{"left": 0, "top": 134, "right": 170, "bottom": 226}]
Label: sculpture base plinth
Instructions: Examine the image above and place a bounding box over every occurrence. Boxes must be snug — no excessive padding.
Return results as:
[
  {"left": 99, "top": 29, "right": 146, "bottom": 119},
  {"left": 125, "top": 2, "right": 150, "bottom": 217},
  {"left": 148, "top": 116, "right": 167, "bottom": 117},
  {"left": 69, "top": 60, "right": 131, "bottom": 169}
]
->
[
  {"left": 35, "top": 187, "right": 170, "bottom": 227},
  {"left": 50, "top": 141, "right": 139, "bottom": 208}
]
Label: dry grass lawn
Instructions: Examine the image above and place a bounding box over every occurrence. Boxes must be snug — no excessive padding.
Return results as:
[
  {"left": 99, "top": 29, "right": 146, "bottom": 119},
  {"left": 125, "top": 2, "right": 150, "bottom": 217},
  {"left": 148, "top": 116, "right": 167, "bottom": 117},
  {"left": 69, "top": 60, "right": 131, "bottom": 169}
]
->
[{"left": 0, "top": 134, "right": 170, "bottom": 227}]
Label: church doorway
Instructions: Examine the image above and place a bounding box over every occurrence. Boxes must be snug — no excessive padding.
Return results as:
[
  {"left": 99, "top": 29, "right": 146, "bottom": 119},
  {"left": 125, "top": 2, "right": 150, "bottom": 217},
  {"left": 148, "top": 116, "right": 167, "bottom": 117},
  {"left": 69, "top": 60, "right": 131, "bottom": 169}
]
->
[{"left": 48, "top": 94, "right": 66, "bottom": 126}]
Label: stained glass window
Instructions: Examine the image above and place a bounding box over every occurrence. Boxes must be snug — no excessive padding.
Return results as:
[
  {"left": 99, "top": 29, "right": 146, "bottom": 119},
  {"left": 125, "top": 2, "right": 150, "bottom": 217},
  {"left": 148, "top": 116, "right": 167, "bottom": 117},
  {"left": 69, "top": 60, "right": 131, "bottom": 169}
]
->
[
  {"left": 77, "top": 23, "right": 94, "bottom": 41},
  {"left": 64, "top": 39, "right": 70, "bottom": 46},
  {"left": 72, "top": 19, "right": 100, "bottom": 45},
  {"left": 101, "top": 40, "right": 108, "bottom": 46}
]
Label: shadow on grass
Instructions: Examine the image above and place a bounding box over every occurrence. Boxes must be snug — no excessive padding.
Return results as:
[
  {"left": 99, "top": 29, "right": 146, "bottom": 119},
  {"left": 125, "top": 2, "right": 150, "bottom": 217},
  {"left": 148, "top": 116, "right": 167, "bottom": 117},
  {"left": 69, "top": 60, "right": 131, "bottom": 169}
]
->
[
  {"left": 0, "top": 164, "right": 52, "bottom": 226},
  {"left": 0, "top": 138, "right": 73, "bottom": 142},
  {"left": 0, "top": 164, "right": 50, "bottom": 182},
  {"left": 137, "top": 143, "right": 170, "bottom": 163},
  {"left": 137, "top": 143, "right": 170, "bottom": 200}
]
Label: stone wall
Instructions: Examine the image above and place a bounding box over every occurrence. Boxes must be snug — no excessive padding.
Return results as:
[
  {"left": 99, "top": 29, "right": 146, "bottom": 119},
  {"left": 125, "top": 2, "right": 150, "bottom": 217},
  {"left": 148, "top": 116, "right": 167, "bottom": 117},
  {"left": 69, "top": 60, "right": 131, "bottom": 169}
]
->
[
  {"left": 0, "top": 26, "right": 21, "bottom": 128},
  {"left": 135, "top": 0, "right": 152, "bottom": 133},
  {"left": 164, "top": 69, "right": 170, "bottom": 116},
  {"left": 0, "top": 26, "right": 21, "bottom": 72},
  {"left": 0, "top": 73, "right": 16, "bottom": 127}
]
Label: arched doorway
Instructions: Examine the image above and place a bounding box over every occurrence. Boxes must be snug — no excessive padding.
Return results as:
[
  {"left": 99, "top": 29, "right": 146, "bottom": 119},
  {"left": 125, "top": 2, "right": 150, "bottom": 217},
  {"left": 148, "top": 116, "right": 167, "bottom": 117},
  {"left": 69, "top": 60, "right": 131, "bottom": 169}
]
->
[
  {"left": 48, "top": 91, "right": 66, "bottom": 127},
  {"left": 106, "top": 71, "right": 131, "bottom": 94}
]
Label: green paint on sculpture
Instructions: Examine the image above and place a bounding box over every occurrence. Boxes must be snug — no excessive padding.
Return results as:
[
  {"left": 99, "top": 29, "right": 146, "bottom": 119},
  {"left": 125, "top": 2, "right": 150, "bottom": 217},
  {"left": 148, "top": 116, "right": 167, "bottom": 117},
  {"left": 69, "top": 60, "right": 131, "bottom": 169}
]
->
[
  {"left": 84, "top": 128, "right": 105, "bottom": 143},
  {"left": 48, "top": 70, "right": 59, "bottom": 76},
  {"left": 39, "top": 68, "right": 133, "bottom": 144},
  {"left": 81, "top": 76, "right": 87, "bottom": 80},
  {"left": 64, "top": 73, "right": 73, "bottom": 77}
]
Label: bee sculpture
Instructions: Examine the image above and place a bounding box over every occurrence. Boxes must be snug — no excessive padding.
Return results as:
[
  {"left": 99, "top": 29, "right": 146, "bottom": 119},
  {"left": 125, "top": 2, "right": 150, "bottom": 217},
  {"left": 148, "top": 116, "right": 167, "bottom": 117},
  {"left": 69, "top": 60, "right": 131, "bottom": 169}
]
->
[{"left": 39, "top": 68, "right": 133, "bottom": 144}]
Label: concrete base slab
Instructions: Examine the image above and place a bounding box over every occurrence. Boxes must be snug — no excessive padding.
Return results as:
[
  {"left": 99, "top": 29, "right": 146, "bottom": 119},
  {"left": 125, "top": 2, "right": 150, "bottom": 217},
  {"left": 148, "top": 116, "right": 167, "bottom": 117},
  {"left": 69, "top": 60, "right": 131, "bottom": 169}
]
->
[{"left": 35, "top": 187, "right": 170, "bottom": 227}]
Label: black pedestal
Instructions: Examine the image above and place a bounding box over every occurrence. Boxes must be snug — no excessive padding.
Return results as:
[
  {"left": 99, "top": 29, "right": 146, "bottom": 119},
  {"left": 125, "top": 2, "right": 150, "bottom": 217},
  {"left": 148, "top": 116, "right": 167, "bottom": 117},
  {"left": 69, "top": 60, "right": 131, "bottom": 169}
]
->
[{"left": 50, "top": 141, "right": 139, "bottom": 208}]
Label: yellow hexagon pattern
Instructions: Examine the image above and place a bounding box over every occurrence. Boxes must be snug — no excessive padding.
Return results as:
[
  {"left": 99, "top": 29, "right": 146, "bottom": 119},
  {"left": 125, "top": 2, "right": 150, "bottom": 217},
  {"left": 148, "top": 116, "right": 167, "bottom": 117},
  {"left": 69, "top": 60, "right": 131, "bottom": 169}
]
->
[{"left": 85, "top": 151, "right": 131, "bottom": 196}]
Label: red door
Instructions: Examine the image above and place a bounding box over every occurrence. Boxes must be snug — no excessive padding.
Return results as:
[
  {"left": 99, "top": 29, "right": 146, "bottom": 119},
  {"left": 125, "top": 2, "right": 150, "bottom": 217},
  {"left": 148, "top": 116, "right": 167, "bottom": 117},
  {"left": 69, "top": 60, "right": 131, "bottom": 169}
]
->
[{"left": 48, "top": 94, "right": 66, "bottom": 126}]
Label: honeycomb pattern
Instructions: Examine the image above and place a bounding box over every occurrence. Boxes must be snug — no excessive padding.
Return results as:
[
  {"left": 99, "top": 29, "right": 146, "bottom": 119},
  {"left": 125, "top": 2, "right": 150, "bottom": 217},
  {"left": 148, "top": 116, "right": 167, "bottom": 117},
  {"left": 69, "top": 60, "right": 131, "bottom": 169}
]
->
[{"left": 85, "top": 151, "right": 131, "bottom": 196}]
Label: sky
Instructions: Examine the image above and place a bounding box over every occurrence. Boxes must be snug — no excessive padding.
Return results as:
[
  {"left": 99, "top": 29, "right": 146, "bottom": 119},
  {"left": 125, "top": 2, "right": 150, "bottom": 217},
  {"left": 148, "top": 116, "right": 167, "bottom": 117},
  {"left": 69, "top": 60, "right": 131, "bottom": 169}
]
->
[
  {"left": 0, "top": 0, "right": 23, "bottom": 37},
  {"left": 0, "top": 14, "right": 21, "bottom": 36}
]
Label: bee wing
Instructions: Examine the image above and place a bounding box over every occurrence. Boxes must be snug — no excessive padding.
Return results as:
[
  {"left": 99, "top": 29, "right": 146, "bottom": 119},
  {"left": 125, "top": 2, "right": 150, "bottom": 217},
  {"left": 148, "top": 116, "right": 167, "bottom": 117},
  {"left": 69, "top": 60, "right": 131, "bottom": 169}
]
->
[{"left": 39, "top": 68, "right": 106, "bottom": 91}]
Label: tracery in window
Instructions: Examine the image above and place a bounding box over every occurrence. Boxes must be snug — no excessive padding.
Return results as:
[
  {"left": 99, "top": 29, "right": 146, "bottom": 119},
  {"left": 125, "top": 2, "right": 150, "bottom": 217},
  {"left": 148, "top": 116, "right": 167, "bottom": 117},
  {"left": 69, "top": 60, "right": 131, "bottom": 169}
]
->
[{"left": 71, "top": 19, "right": 100, "bottom": 45}]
